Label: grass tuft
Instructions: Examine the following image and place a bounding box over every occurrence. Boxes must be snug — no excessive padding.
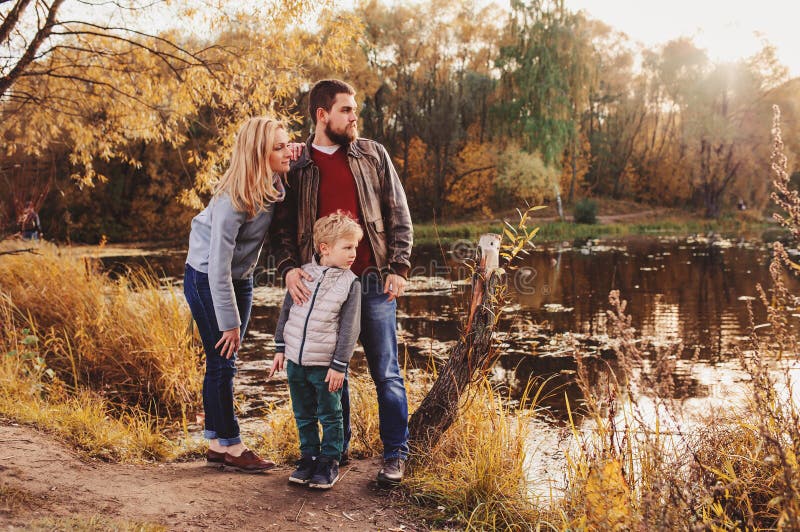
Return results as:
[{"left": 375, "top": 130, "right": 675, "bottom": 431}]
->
[
  {"left": 0, "top": 242, "right": 202, "bottom": 462},
  {"left": 405, "top": 380, "right": 542, "bottom": 530},
  {"left": 0, "top": 242, "right": 202, "bottom": 417}
]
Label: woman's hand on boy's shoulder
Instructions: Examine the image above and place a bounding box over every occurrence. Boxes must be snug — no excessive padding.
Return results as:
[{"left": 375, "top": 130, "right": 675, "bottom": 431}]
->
[{"left": 286, "top": 268, "right": 313, "bottom": 305}]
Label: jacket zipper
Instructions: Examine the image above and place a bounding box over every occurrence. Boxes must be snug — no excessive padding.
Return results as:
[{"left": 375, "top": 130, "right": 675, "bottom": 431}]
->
[{"left": 297, "top": 268, "right": 327, "bottom": 365}]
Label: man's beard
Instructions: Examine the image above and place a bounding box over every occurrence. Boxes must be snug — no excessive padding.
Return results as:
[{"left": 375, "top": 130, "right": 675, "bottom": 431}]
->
[{"left": 325, "top": 122, "right": 357, "bottom": 146}]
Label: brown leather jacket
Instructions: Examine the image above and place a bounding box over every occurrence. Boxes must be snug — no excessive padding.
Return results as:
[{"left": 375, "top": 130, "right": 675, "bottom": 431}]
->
[{"left": 269, "top": 135, "right": 413, "bottom": 279}]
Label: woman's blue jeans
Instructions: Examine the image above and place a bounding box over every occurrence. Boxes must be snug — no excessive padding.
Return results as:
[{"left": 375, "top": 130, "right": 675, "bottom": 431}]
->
[
  {"left": 342, "top": 273, "right": 410, "bottom": 460},
  {"left": 183, "top": 264, "right": 252, "bottom": 446}
]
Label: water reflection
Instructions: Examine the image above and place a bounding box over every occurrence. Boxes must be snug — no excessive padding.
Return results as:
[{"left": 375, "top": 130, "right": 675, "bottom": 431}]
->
[{"left": 97, "top": 236, "right": 799, "bottom": 422}]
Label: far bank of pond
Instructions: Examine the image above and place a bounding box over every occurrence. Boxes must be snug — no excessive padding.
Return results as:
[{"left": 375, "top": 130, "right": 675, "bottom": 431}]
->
[{"left": 412, "top": 210, "right": 777, "bottom": 244}]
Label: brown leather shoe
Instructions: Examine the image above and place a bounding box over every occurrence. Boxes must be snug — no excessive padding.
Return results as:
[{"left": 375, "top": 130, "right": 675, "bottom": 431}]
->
[
  {"left": 223, "top": 449, "right": 275, "bottom": 473},
  {"left": 206, "top": 449, "right": 226, "bottom": 464}
]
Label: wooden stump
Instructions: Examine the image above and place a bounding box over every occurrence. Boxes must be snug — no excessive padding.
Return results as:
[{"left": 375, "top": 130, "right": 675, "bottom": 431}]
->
[{"left": 408, "top": 234, "right": 505, "bottom": 455}]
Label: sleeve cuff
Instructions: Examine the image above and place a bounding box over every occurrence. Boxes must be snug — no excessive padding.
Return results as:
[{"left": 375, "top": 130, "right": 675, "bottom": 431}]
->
[
  {"left": 330, "top": 359, "right": 349, "bottom": 372},
  {"left": 389, "top": 263, "right": 410, "bottom": 279}
]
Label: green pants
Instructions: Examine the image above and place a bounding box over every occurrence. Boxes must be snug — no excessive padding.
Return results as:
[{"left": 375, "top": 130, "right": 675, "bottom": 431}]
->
[{"left": 286, "top": 360, "right": 343, "bottom": 459}]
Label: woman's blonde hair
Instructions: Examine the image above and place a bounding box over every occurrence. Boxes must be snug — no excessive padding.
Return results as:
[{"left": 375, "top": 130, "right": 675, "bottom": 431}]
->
[
  {"left": 313, "top": 211, "right": 364, "bottom": 253},
  {"left": 214, "top": 117, "right": 286, "bottom": 217}
]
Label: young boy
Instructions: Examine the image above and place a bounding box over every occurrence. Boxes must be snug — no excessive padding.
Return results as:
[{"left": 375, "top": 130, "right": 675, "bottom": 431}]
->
[{"left": 270, "top": 211, "right": 362, "bottom": 489}]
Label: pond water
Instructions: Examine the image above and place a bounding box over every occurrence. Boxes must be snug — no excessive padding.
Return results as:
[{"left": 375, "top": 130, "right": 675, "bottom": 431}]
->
[
  {"left": 101, "top": 236, "right": 800, "bottom": 492},
  {"left": 99, "top": 235, "right": 800, "bottom": 439}
]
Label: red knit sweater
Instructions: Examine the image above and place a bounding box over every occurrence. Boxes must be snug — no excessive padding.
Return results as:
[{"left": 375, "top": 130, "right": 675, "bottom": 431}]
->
[{"left": 312, "top": 147, "right": 375, "bottom": 276}]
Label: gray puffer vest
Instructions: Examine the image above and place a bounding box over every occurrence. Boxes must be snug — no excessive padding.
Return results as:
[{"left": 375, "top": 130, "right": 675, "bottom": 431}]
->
[{"left": 282, "top": 259, "right": 358, "bottom": 366}]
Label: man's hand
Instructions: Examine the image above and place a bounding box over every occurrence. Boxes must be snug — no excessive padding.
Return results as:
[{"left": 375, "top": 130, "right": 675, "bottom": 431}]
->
[
  {"left": 286, "top": 267, "right": 313, "bottom": 305},
  {"left": 325, "top": 368, "right": 345, "bottom": 392},
  {"left": 269, "top": 352, "right": 286, "bottom": 377},
  {"left": 215, "top": 327, "right": 241, "bottom": 359},
  {"left": 383, "top": 273, "right": 406, "bottom": 302}
]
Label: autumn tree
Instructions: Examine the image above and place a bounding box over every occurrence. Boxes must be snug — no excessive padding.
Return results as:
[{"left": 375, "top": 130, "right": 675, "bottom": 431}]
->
[
  {"left": 633, "top": 39, "right": 782, "bottom": 216},
  {"left": 332, "top": 0, "right": 501, "bottom": 219},
  {"left": 1, "top": 1, "right": 359, "bottom": 238},
  {"left": 494, "top": 0, "right": 591, "bottom": 166}
]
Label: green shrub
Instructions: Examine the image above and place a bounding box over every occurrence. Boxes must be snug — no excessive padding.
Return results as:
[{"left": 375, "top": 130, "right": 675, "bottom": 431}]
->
[{"left": 573, "top": 198, "right": 598, "bottom": 224}]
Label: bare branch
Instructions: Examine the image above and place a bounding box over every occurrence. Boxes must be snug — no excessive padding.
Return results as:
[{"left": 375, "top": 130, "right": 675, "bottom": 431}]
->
[
  {"left": 0, "top": 0, "right": 65, "bottom": 98},
  {"left": 54, "top": 20, "right": 217, "bottom": 62},
  {"left": 30, "top": 70, "right": 168, "bottom": 114},
  {"left": 72, "top": 0, "right": 165, "bottom": 10},
  {"left": 50, "top": 29, "right": 193, "bottom": 79},
  {"left": 0, "top": 0, "right": 35, "bottom": 46}
]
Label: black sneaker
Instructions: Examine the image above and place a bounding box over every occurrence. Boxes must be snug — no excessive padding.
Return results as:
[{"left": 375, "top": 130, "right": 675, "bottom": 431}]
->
[
  {"left": 288, "top": 455, "right": 316, "bottom": 485},
  {"left": 376, "top": 457, "right": 405, "bottom": 485},
  {"left": 339, "top": 450, "right": 350, "bottom": 466},
  {"left": 308, "top": 455, "right": 339, "bottom": 489}
]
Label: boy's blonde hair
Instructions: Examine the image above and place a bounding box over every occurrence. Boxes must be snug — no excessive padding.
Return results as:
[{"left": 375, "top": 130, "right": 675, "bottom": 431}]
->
[
  {"left": 214, "top": 116, "right": 286, "bottom": 217},
  {"left": 313, "top": 211, "right": 364, "bottom": 253}
]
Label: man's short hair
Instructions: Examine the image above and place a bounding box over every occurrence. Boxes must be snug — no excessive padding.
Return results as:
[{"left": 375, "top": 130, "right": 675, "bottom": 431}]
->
[
  {"left": 313, "top": 210, "right": 364, "bottom": 253},
  {"left": 308, "top": 79, "right": 356, "bottom": 124}
]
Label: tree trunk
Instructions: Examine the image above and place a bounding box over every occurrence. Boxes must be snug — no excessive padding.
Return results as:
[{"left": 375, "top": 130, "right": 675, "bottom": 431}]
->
[{"left": 408, "top": 234, "right": 504, "bottom": 454}]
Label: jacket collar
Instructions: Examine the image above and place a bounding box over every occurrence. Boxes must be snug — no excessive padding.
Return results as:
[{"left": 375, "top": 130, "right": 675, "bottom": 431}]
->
[
  {"left": 309, "top": 254, "right": 351, "bottom": 277},
  {"left": 294, "top": 133, "right": 363, "bottom": 169}
]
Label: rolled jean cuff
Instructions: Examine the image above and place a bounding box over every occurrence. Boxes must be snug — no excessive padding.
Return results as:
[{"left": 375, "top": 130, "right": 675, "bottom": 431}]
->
[
  {"left": 217, "top": 435, "right": 242, "bottom": 446},
  {"left": 203, "top": 430, "right": 217, "bottom": 440}
]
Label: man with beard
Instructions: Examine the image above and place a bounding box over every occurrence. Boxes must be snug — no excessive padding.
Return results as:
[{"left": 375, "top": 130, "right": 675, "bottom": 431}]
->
[{"left": 270, "top": 79, "right": 413, "bottom": 485}]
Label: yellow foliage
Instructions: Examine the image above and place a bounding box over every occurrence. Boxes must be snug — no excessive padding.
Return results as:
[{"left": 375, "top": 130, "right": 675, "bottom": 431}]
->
[
  {"left": 446, "top": 141, "right": 497, "bottom": 215},
  {"left": 1, "top": 1, "right": 361, "bottom": 201},
  {"left": 495, "top": 144, "right": 559, "bottom": 208},
  {"left": 398, "top": 136, "right": 432, "bottom": 213},
  {"left": 584, "top": 459, "right": 632, "bottom": 530}
]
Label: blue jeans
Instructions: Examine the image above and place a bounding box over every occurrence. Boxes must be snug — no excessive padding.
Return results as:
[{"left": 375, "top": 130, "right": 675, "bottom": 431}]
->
[
  {"left": 183, "top": 264, "right": 253, "bottom": 446},
  {"left": 342, "top": 273, "right": 409, "bottom": 459}
]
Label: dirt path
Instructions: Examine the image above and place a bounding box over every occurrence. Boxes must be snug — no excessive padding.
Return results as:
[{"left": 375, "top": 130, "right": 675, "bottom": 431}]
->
[{"left": 0, "top": 423, "right": 425, "bottom": 531}]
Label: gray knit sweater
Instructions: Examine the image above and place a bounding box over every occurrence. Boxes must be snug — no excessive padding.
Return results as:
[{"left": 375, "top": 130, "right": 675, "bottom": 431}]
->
[{"left": 185, "top": 186, "right": 284, "bottom": 331}]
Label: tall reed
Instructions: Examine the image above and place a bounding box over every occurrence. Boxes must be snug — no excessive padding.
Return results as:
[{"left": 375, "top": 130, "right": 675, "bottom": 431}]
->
[
  {"left": 405, "top": 379, "right": 542, "bottom": 530},
  {"left": 0, "top": 294, "right": 186, "bottom": 461},
  {"left": 553, "top": 104, "right": 800, "bottom": 529},
  {"left": 0, "top": 242, "right": 202, "bottom": 417}
]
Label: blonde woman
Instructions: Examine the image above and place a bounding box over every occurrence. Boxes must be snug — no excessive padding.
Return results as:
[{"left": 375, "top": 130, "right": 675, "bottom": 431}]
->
[{"left": 184, "top": 117, "right": 290, "bottom": 472}]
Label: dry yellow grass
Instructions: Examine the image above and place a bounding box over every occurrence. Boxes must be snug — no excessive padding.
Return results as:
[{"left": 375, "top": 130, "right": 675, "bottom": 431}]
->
[
  {"left": 0, "top": 242, "right": 202, "bottom": 416},
  {"left": 26, "top": 516, "right": 167, "bottom": 532},
  {"left": 0, "top": 242, "right": 202, "bottom": 461},
  {"left": 403, "top": 380, "right": 541, "bottom": 530}
]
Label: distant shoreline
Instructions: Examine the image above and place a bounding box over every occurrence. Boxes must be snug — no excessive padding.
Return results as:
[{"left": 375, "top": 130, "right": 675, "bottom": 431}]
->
[{"left": 414, "top": 211, "right": 778, "bottom": 245}]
